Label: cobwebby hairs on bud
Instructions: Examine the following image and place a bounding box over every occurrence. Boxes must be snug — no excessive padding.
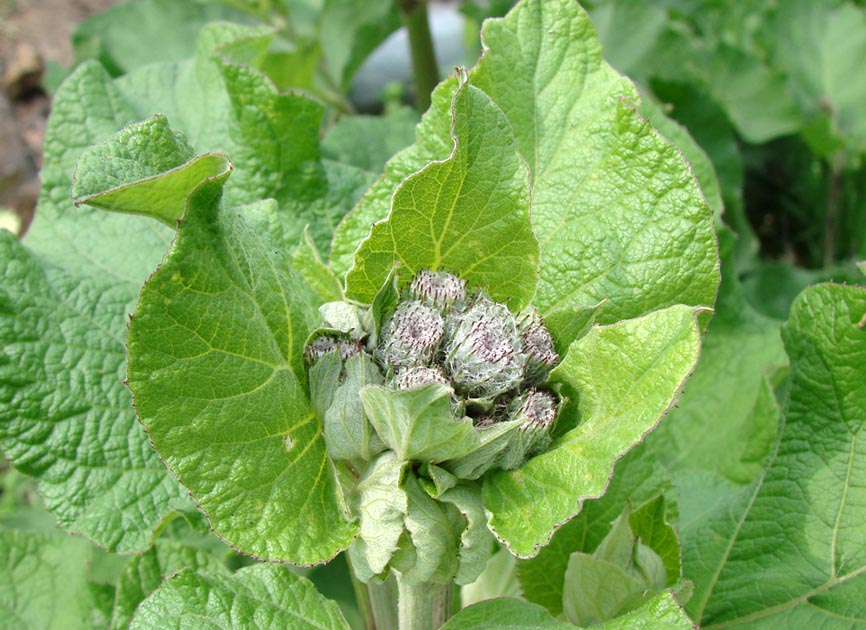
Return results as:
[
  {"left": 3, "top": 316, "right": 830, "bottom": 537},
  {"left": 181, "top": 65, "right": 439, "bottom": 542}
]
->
[
  {"left": 304, "top": 335, "right": 362, "bottom": 363},
  {"left": 392, "top": 365, "right": 449, "bottom": 390},
  {"left": 409, "top": 269, "right": 467, "bottom": 309},
  {"left": 444, "top": 297, "right": 525, "bottom": 398},
  {"left": 377, "top": 300, "right": 444, "bottom": 368},
  {"left": 518, "top": 309, "right": 559, "bottom": 386}
]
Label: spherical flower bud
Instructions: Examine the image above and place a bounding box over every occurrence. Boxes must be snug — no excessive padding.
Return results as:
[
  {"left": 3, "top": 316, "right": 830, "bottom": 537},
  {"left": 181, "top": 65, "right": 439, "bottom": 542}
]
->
[
  {"left": 409, "top": 270, "right": 467, "bottom": 309},
  {"left": 304, "top": 335, "right": 362, "bottom": 363},
  {"left": 498, "top": 388, "right": 558, "bottom": 469},
  {"left": 378, "top": 300, "right": 444, "bottom": 368},
  {"left": 514, "top": 388, "right": 558, "bottom": 431},
  {"left": 444, "top": 297, "right": 525, "bottom": 398},
  {"left": 392, "top": 365, "right": 449, "bottom": 390},
  {"left": 518, "top": 310, "right": 559, "bottom": 385}
]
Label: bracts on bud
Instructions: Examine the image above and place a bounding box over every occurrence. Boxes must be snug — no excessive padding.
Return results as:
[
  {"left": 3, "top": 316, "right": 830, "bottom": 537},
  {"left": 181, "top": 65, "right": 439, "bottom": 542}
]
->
[
  {"left": 304, "top": 269, "right": 563, "bottom": 475},
  {"left": 409, "top": 269, "right": 467, "bottom": 309},
  {"left": 378, "top": 300, "right": 444, "bottom": 368},
  {"left": 497, "top": 388, "right": 559, "bottom": 470},
  {"left": 518, "top": 309, "right": 559, "bottom": 386},
  {"left": 444, "top": 297, "right": 525, "bottom": 399}
]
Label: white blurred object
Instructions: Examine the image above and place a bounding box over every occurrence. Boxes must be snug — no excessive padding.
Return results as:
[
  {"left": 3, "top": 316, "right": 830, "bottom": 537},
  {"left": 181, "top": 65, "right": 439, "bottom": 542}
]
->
[{"left": 350, "top": 3, "right": 469, "bottom": 109}]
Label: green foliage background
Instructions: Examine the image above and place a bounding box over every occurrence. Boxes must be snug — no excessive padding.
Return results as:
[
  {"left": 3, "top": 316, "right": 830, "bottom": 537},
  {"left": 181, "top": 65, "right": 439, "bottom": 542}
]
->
[{"left": 1, "top": 0, "right": 864, "bottom": 628}]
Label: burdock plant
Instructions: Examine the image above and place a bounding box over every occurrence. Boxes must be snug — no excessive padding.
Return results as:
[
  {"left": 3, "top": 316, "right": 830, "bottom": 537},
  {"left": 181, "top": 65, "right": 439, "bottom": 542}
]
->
[
  {"left": 308, "top": 270, "right": 567, "bottom": 622},
  {"left": 0, "top": 0, "right": 719, "bottom": 627}
]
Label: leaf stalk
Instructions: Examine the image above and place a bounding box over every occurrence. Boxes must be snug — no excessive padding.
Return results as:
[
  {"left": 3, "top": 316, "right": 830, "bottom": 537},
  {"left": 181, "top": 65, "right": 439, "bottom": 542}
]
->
[
  {"left": 395, "top": 0, "right": 439, "bottom": 113},
  {"left": 396, "top": 573, "right": 453, "bottom": 630}
]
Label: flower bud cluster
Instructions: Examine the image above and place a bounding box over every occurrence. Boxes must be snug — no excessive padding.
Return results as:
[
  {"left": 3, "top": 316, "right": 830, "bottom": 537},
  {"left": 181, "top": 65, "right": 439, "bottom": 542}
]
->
[{"left": 305, "top": 269, "right": 562, "bottom": 472}]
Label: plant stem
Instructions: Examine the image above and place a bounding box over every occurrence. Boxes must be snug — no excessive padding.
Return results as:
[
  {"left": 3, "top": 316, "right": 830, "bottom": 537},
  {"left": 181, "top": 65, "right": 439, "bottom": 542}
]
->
[
  {"left": 396, "top": 0, "right": 439, "bottom": 113},
  {"left": 368, "top": 574, "right": 400, "bottom": 630},
  {"left": 349, "top": 567, "right": 376, "bottom": 630},
  {"left": 823, "top": 151, "right": 845, "bottom": 268},
  {"left": 346, "top": 552, "right": 399, "bottom": 630},
  {"left": 396, "top": 573, "right": 453, "bottom": 630}
]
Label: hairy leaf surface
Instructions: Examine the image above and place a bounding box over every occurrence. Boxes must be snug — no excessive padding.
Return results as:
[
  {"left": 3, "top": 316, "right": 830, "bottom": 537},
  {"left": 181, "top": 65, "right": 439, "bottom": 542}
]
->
[
  {"left": 110, "top": 541, "right": 229, "bottom": 630},
  {"left": 644, "top": 231, "right": 787, "bottom": 484},
  {"left": 484, "top": 305, "right": 702, "bottom": 556},
  {"left": 1, "top": 20, "right": 369, "bottom": 551},
  {"left": 345, "top": 82, "right": 538, "bottom": 311},
  {"left": 682, "top": 284, "right": 866, "bottom": 628},
  {"left": 336, "top": 0, "right": 718, "bottom": 322},
  {"left": 0, "top": 530, "right": 102, "bottom": 629},
  {"left": 130, "top": 564, "right": 349, "bottom": 629},
  {"left": 127, "top": 178, "right": 355, "bottom": 564}
]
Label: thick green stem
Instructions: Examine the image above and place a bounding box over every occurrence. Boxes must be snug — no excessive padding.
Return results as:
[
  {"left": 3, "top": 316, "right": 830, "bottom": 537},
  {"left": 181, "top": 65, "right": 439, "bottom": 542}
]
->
[
  {"left": 349, "top": 567, "right": 376, "bottom": 630},
  {"left": 396, "top": 573, "right": 453, "bottom": 630},
  {"left": 346, "top": 552, "right": 398, "bottom": 630},
  {"left": 396, "top": 0, "right": 439, "bottom": 113},
  {"left": 368, "top": 574, "right": 400, "bottom": 630}
]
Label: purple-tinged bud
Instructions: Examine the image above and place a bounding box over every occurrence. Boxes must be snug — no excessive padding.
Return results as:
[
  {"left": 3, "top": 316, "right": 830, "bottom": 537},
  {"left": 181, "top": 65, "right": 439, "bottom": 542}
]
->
[
  {"left": 378, "top": 300, "right": 444, "bottom": 368},
  {"left": 518, "top": 310, "right": 559, "bottom": 385},
  {"left": 304, "top": 335, "right": 362, "bottom": 363},
  {"left": 392, "top": 365, "right": 449, "bottom": 390},
  {"left": 409, "top": 270, "right": 467, "bottom": 309},
  {"left": 515, "top": 388, "right": 558, "bottom": 431},
  {"left": 444, "top": 297, "right": 524, "bottom": 398},
  {"left": 498, "top": 388, "right": 558, "bottom": 470}
]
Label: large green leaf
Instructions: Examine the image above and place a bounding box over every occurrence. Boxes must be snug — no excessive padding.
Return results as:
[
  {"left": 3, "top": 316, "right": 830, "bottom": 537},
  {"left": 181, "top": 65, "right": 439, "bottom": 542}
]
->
[
  {"left": 2, "top": 19, "right": 371, "bottom": 551},
  {"left": 484, "top": 304, "right": 703, "bottom": 557},
  {"left": 321, "top": 106, "right": 419, "bottom": 175},
  {"left": 0, "top": 234, "right": 192, "bottom": 553},
  {"left": 71, "top": 0, "right": 251, "bottom": 76},
  {"left": 440, "top": 591, "right": 695, "bottom": 629},
  {"left": 703, "top": 45, "right": 802, "bottom": 145},
  {"left": 469, "top": 0, "right": 717, "bottom": 323},
  {"left": 71, "top": 115, "right": 232, "bottom": 227},
  {"left": 319, "top": 0, "right": 401, "bottom": 89},
  {"left": 0, "top": 62, "right": 198, "bottom": 554},
  {"left": 644, "top": 230, "right": 787, "bottom": 484},
  {"left": 345, "top": 81, "right": 538, "bottom": 311},
  {"left": 681, "top": 283, "right": 866, "bottom": 628},
  {"left": 330, "top": 78, "right": 458, "bottom": 274},
  {"left": 105, "top": 21, "right": 371, "bottom": 253},
  {"left": 336, "top": 0, "right": 718, "bottom": 322},
  {"left": 440, "top": 598, "right": 574, "bottom": 629},
  {"left": 127, "top": 178, "right": 355, "bottom": 564},
  {"left": 110, "top": 541, "right": 230, "bottom": 630},
  {"left": 637, "top": 94, "right": 723, "bottom": 223},
  {"left": 130, "top": 564, "right": 350, "bottom": 629},
  {"left": 0, "top": 530, "right": 102, "bottom": 629}
]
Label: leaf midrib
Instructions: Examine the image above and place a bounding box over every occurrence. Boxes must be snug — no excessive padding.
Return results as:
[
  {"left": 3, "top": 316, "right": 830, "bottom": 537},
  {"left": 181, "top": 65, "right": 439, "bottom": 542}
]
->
[{"left": 704, "top": 565, "right": 866, "bottom": 629}]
